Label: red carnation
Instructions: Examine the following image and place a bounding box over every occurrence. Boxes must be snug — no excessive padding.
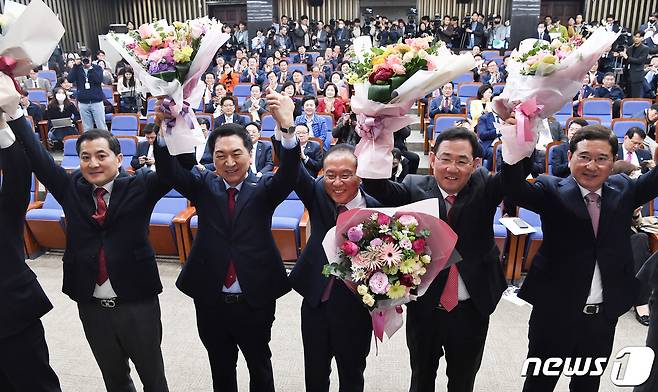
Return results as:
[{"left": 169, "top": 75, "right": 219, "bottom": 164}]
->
[
  {"left": 400, "top": 274, "right": 415, "bottom": 287},
  {"left": 412, "top": 239, "right": 426, "bottom": 253},
  {"left": 368, "top": 67, "right": 394, "bottom": 84}
]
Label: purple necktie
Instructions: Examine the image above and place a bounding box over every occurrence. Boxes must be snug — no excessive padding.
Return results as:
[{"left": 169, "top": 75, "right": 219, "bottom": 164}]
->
[{"left": 585, "top": 193, "right": 600, "bottom": 237}]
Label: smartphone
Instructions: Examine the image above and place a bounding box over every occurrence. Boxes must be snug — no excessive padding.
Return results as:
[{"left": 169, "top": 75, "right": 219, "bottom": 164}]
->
[{"left": 513, "top": 218, "right": 529, "bottom": 229}]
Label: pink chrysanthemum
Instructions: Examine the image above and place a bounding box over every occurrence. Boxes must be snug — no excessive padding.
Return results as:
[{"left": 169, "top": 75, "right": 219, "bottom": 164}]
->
[{"left": 378, "top": 242, "right": 403, "bottom": 267}]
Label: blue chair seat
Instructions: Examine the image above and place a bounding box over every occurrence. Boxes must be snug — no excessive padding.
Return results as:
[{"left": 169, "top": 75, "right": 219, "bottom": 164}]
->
[
  {"left": 271, "top": 216, "right": 300, "bottom": 229},
  {"left": 150, "top": 212, "right": 176, "bottom": 226},
  {"left": 190, "top": 215, "right": 198, "bottom": 229},
  {"left": 493, "top": 224, "right": 507, "bottom": 238},
  {"left": 26, "top": 208, "right": 63, "bottom": 221}
]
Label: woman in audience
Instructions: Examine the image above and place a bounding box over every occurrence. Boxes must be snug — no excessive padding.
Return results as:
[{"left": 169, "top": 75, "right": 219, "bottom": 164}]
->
[
  {"left": 317, "top": 83, "right": 345, "bottom": 122},
  {"left": 567, "top": 17, "right": 577, "bottom": 38},
  {"left": 219, "top": 63, "right": 240, "bottom": 93},
  {"left": 210, "top": 55, "right": 225, "bottom": 76},
  {"left": 117, "top": 67, "right": 141, "bottom": 113},
  {"left": 330, "top": 72, "right": 350, "bottom": 101},
  {"left": 294, "top": 96, "right": 330, "bottom": 150},
  {"left": 340, "top": 62, "right": 351, "bottom": 77},
  {"left": 205, "top": 83, "right": 229, "bottom": 114},
  {"left": 470, "top": 84, "right": 493, "bottom": 124},
  {"left": 573, "top": 73, "right": 595, "bottom": 115},
  {"left": 45, "top": 87, "right": 80, "bottom": 149},
  {"left": 283, "top": 81, "right": 303, "bottom": 118},
  {"left": 57, "top": 77, "right": 76, "bottom": 101}
]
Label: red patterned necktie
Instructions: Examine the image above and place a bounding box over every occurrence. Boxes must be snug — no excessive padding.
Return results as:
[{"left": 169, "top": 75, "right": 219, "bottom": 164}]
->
[
  {"left": 224, "top": 188, "right": 238, "bottom": 288},
  {"left": 321, "top": 204, "right": 349, "bottom": 302},
  {"left": 439, "top": 195, "right": 458, "bottom": 311},
  {"left": 92, "top": 188, "right": 109, "bottom": 285}
]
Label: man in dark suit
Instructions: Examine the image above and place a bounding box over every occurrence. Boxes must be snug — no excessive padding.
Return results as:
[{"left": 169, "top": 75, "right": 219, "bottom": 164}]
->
[
  {"left": 550, "top": 118, "right": 589, "bottom": 177},
  {"left": 239, "top": 57, "right": 265, "bottom": 85},
  {"left": 595, "top": 72, "right": 625, "bottom": 117},
  {"left": 215, "top": 97, "right": 247, "bottom": 127},
  {"left": 288, "top": 143, "right": 379, "bottom": 392},
  {"left": 154, "top": 91, "right": 300, "bottom": 392},
  {"left": 535, "top": 22, "right": 551, "bottom": 41},
  {"left": 466, "top": 12, "right": 485, "bottom": 49},
  {"left": 277, "top": 60, "right": 292, "bottom": 84},
  {"left": 501, "top": 125, "right": 658, "bottom": 391},
  {"left": 292, "top": 71, "right": 316, "bottom": 96},
  {"left": 477, "top": 111, "right": 501, "bottom": 171},
  {"left": 130, "top": 124, "right": 158, "bottom": 173},
  {"left": 618, "top": 127, "right": 654, "bottom": 174},
  {"left": 240, "top": 85, "right": 268, "bottom": 122},
  {"left": 305, "top": 66, "right": 326, "bottom": 95},
  {"left": 5, "top": 110, "right": 172, "bottom": 391},
  {"left": 18, "top": 91, "right": 45, "bottom": 129},
  {"left": 363, "top": 127, "right": 508, "bottom": 392},
  {"left": 0, "top": 115, "right": 61, "bottom": 392},
  {"left": 293, "top": 45, "right": 313, "bottom": 66},
  {"left": 621, "top": 32, "right": 651, "bottom": 98},
  {"left": 295, "top": 123, "right": 323, "bottom": 177},
  {"left": 246, "top": 122, "right": 274, "bottom": 177},
  {"left": 636, "top": 251, "right": 658, "bottom": 392},
  {"left": 429, "top": 82, "right": 462, "bottom": 118}
]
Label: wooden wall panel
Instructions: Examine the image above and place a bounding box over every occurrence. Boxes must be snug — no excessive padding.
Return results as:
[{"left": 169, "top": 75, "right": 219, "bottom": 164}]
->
[
  {"left": 419, "top": 0, "right": 511, "bottom": 23},
  {"left": 278, "top": 0, "right": 359, "bottom": 23},
  {"left": 585, "top": 0, "right": 657, "bottom": 33}
]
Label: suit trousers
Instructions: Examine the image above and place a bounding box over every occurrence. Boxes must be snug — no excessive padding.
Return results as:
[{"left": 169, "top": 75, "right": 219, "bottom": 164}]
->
[
  {"left": 77, "top": 296, "right": 168, "bottom": 392},
  {"left": 522, "top": 306, "right": 617, "bottom": 392},
  {"left": 635, "top": 290, "right": 657, "bottom": 392},
  {"left": 632, "top": 233, "right": 651, "bottom": 305},
  {"left": 406, "top": 299, "right": 489, "bottom": 392},
  {"left": 194, "top": 298, "right": 276, "bottom": 392},
  {"left": 301, "top": 281, "right": 372, "bottom": 392},
  {"left": 0, "top": 321, "right": 61, "bottom": 392}
]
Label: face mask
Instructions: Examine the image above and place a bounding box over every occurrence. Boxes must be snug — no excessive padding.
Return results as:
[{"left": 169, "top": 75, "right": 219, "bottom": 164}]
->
[{"left": 56, "top": 93, "right": 66, "bottom": 102}]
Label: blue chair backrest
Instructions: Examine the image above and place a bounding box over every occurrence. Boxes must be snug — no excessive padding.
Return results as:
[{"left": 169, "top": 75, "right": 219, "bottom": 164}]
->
[
  {"left": 318, "top": 114, "right": 333, "bottom": 132},
  {"left": 622, "top": 100, "right": 651, "bottom": 118},
  {"left": 239, "top": 114, "right": 251, "bottom": 124},
  {"left": 519, "top": 208, "right": 541, "bottom": 227},
  {"left": 612, "top": 120, "right": 645, "bottom": 139},
  {"left": 547, "top": 144, "right": 560, "bottom": 176},
  {"left": 102, "top": 86, "right": 114, "bottom": 103},
  {"left": 38, "top": 70, "right": 57, "bottom": 85},
  {"left": 147, "top": 98, "right": 158, "bottom": 113},
  {"left": 118, "top": 138, "right": 137, "bottom": 156},
  {"left": 111, "top": 116, "right": 138, "bottom": 133},
  {"left": 233, "top": 84, "right": 252, "bottom": 97},
  {"left": 482, "top": 51, "right": 500, "bottom": 60},
  {"left": 582, "top": 100, "right": 611, "bottom": 116},
  {"left": 154, "top": 195, "right": 187, "bottom": 214},
  {"left": 308, "top": 52, "right": 320, "bottom": 62},
  {"left": 30, "top": 174, "right": 37, "bottom": 202},
  {"left": 28, "top": 89, "right": 48, "bottom": 105},
  {"left": 289, "top": 64, "right": 308, "bottom": 74},
  {"left": 434, "top": 116, "right": 465, "bottom": 135},
  {"left": 492, "top": 84, "right": 505, "bottom": 95},
  {"left": 457, "top": 83, "right": 481, "bottom": 100},
  {"left": 43, "top": 193, "right": 62, "bottom": 210},
  {"left": 63, "top": 139, "right": 78, "bottom": 156},
  {"left": 261, "top": 130, "right": 275, "bottom": 138},
  {"left": 274, "top": 199, "right": 304, "bottom": 219},
  {"left": 493, "top": 206, "right": 502, "bottom": 222},
  {"left": 262, "top": 115, "right": 276, "bottom": 131},
  {"left": 453, "top": 73, "right": 473, "bottom": 84},
  {"left": 287, "top": 191, "right": 299, "bottom": 200}
]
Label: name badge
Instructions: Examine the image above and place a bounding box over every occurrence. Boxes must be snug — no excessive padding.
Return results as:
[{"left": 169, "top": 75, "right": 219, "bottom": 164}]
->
[{"left": 85, "top": 82, "right": 91, "bottom": 90}]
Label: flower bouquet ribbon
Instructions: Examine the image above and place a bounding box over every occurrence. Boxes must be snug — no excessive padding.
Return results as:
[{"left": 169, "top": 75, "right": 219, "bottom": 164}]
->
[
  {"left": 322, "top": 199, "right": 458, "bottom": 343},
  {"left": 107, "top": 18, "right": 230, "bottom": 155},
  {"left": 492, "top": 29, "right": 619, "bottom": 164},
  {"left": 349, "top": 36, "right": 476, "bottom": 179},
  {"left": 0, "top": 0, "right": 64, "bottom": 113}
]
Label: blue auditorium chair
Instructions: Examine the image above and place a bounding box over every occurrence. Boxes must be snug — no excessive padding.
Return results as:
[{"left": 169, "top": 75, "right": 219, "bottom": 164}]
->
[
  {"left": 149, "top": 189, "right": 189, "bottom": 260},
  {"left": 110, "top": 113, "right": 140, "bottom": 137},
  {"left": 581, "top": 98, "right": 613, "bottom": 127},
  {"left": 61, "top": 137, "right": 80, "bottom": 172},
  {"left": 25, "top": 192, "right": 67, "bottom": 251}
]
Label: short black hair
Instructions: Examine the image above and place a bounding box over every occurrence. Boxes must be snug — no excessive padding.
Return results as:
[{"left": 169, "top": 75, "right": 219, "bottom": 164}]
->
[
  {"left": 569, "top": 118, "right": 589, "bottom": 128},
  {"left": 650, "top": 103, "right": 658, "bottom": 112},
  {"left": 432, "top": 127, "right": 483, "bottom": 158},
  {"left": 207, "top": 123, "right": 253, "bottom": 155},
  {"left": 197, "top": 117, "right": 211, "bottom": 129},
  {"left": 220, "top": 96, "right": 234, "bottom": 106},
  {"left": 279, "top": 59, "right": 288, "bottom": 66},
  {"left": 625, "top": 126, "right": 646, "bottom": 139},
  {"left": 301, "top": 95, "right": 317, "bottom": 106},
  {"left": 322, "top": 143, "right": 357, "bottom": 167},
  {"left": 603, "top": 72, "right": 615, "bottom": 79},
  {"left": 142, "top": 123, "right": 158, "bottom": 135},
  {"left": 245, "top": 121, "right": 261, "bottom": 131},
  {"left": 292, "top": 70, "right": 303, "bottom": 76},
  {"left": 295, "top": 123, "right": 310, "bottom": 132},
  {"left": 569, "top": 124, "right": 618, "bottom": 156},
  {"left": 282, "top": 81, "right": 295, "bottom": 91},
  {"left": 477, "top": 84, "right": 493, "bottom": 99},
  {"left": 76, "top": 129, "right": 121, "bottom": 156}
]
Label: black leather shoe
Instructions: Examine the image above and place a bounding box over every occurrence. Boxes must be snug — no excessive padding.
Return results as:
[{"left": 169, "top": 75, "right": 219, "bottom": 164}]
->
[{"left": 635, "top": 308, "right": 650, "bottom": 326}]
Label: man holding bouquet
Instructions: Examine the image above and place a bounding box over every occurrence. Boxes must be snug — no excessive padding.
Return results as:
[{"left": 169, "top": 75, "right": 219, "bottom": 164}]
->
[{"left": 363, "top": 127, "right": 508, "bottom": 392}]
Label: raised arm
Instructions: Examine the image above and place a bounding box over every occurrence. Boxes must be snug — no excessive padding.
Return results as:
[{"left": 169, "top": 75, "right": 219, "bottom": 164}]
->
[
  {"left": 500, "top": 158, "right": 549, "bottom": 213},
  {"left": 633, "top": 164, "right": 658, "bottom": 207},
  {"left": 362, "top": 177, "right": 412, "bottom": 207},
  {"left": 0, "top": 136, "right": 31, "bottom": 218}
]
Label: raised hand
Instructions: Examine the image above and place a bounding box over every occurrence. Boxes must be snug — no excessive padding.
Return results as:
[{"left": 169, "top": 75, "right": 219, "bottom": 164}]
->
[{"left": 266, "top": 88, "right": 295, "bottom": 130}]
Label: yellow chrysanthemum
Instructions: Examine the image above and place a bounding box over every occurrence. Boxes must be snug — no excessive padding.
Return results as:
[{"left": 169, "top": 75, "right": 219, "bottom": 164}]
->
[
  {"left": 372, "top": 55, "right": 386, "bottom": 66},
  {"left": 399, "top": 258, "right": 416, "bottom": 274},
  {"left": 387, "top": 282, "right": 407, "bottom": 299},
  {"left": 173, "top": 21, "right": 186, "bottom": 29},
  {"left": 174, "top": 46, "right": 193, "bottom": 63},
  {"left": 362, "top": 293, "right": 375, "bottom": 307}
]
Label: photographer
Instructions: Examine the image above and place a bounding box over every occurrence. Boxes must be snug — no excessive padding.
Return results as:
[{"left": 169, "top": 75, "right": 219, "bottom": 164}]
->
[
  {"left": 67, "top": 53, "right": 107, "bottom": 131},
  {"left": 487, "top": 15, "right": 507, "bottom": 49},
  {"left": 313, "top": 21, "right": 329, "bottom": 51},
  {"left": 464, "top": 12, "right": 484, "bottom": 49},
  {"left": 621, "top": 31, "right": 651, "bottom": 97},
  {"left": 450, "top": 16, "right": 463, "bottom": 48},
  {"left": 275, "top": 26, "right": 293, "bottom": 53}
]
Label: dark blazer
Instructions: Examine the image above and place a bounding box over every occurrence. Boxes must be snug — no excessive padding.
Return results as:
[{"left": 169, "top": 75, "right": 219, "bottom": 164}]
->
[
  {"left": 501, "top": 160, "right": 658, "bottom": 319},
  {"left": 154, "top": 138, "right": 301, "bottom": 307},
  {"left": 294, "top": 82, "right": 316, "bottom": 96},
  {"left": 536, "top": 30, "right": 551, "bottom": 41},
  {"left": 254, "top": 140, "right": 275, "bottom": 174},
  {"left": 550, "top": 142, "right": 570, "bottom": 177},
  {"left": 429, "top": 95, "right": 462, "bottom": 118},
  {"left": 304, "top": 75, "right": 326, "bottom": 91},
  {"left": 481, "top": 72, "right": 506, "bottom": 85},
  {"left": 363, "top": 170, "right": 508, "bottom": 317},
  {"left": 26, "top": 102, "right": 45, "bottom": 125},
  {"left": 9, "top": 115, "right": 171, "bottom": 303},
  {"left": 0, "top": 139, "right": 52, "bottom": 339},
  {"left": 468, "top": 22, "right": 485, "bottom": 47},
  {"left": 215, "top": 113, "right": 247, "bottom": 127},
  {"left": 239, "top": 69, "right": 265, "bottom": 85},
  {"left": 302, "top": 140, "right": 323, "bottom": 177},
  {"left": 130, "top": 140, "right": 152, "bottom": 170},
  {"left": 240, "top": 98, "right": 268, "bottom": 117},
  {"left": 477, "top": 112, "right": 500, "bottom": 151},
  {"left": 573, "top": 85, "right": 595, "bottom": 101},
  {"left": 617, "top": 147, "right": 653, "bottom": 173},
  {"left": 594, "top": 85, "right": 625, "bottom": 101},
  {"left": 289, "top": 172, "right": 381, "bottom": 307},
  {"left": 627, "top": 44, "right": 651, "bottom": 83},
  {"left": 293, "top": 53, "right": 313, "bottom": 66}
]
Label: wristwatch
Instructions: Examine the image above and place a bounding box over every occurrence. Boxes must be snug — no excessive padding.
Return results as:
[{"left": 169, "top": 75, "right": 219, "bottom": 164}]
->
[{"left": 281, "top": 125, "right": 296, "bottom": 135}]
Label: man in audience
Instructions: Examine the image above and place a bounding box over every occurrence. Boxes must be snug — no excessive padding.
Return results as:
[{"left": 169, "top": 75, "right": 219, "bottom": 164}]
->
[
  {"left": 154, "top": 90, "right": 299, "bottom": 392},
  {"left": 633, "top": 103, "right": 658, "bottom": 141},
  {"left": 465, "top": 12, "right": 485, "bottom": 49},
  {"left": 597, "top": 46, "right": 617, "bottom": 75},
  {"left": 0, "top": 112, "right": 61, "bottom": 392},
  {"left": 587, "top": 63, "right": 604, "bottom": 87},
  {"left": 477, "top": 110, "right": 502, "bottom": 170},
  {"left": 278, "top": 60, "right": 291, "bottom": 84},
  {"left": 293, "top": 45, "right": 313, "bottom": 66},
  {"left": 306, "top": 66, "right": 326, "bottom": 94},
  {"left": 292, "top": 70, "right": 315, "bottom": 96},
  {"left": 287, "top": 143, "right": 379, "bottom": 392},
  {"left": 549, "top": 17, "right": 568, "bottom": 40},
  {"left": 429, "top": 82, "right": 462, "bottom": 118},
  {"left": 239, "top": 58, "right": 265, "bottom": 85},
  {"left": 20, "top": 68, "right": 52, "bottom": 91},
  {"left": 295, "top": 123, "right": 323, "bottom": 177},
  {"left": 215, "top": 97, "right": 246, "bottom": 126},
  {"left": 130, "top": 124, "right": 158, "bottom": 173},
  {"left": 18, "top": 90, "right": 44, "bottom": 128},
  {"left": 245, "top": 122, "right": 274, "bottom": 177},
  {"left": 68, "top": 56, "right": 107, "bottom": 131},
  {"left": 620, "top": 31, "right": 651, "bottom": 98},
  {"left": 594, "top": 72, "right": 624, "bottom": 117},
  {"left": 315, "top": 21, "right": 329, "bottom": 51},
  {"left": 240, "top": 84, "right": 268, "bottom": 122},
  {"left": 643, "top": 56, "right": 658, "bottom": 98},
  {"left": 363, "top": 127, "right": 508, "bottom": 392},
  {"left": 550, "top": 118, "right": 588, "bottom": 177},
  {"left": 501, "top": 124, "right": 658, "bottom": 392},
  {"left": 481, "top": 61, "right": 506, "bottom": 85},
  {"left": 294, "top": 15, "right": 312, "bottom": 50},
  {"left": 275, "top": 26, "right": 292, "bottom": 52},
  {"left": 3, "top": 110, "right": 173, "bottom": 391},
  {"left": 391, "top": 147, "right": 409, "bottom": 182},
  {"left": 618, "top": 127, "right": 654, "bottom": 176}
]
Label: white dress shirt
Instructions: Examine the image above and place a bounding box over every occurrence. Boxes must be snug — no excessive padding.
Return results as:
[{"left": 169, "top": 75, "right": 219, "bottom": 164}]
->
[
  {"left": 576, "top": 181, "right": 603, "bottom": 304},
  {"left": 344, "top": 190, "right": 366, "bottom": 210},
  {"left": 438, "top": 187, "right": 471, "bottom": 300},
  {"left": 92, "top": 180, "right": 119, "bottom": 299}
]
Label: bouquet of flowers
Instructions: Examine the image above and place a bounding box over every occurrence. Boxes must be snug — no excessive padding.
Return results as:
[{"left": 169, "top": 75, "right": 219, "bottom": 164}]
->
[
  {"left": 322, "top": 199, "right": 458, "bottom": 342},
  {"left": 0, "top": 0, "right": 64, "bottom": 112},
  {"left": 108, "top": 18, "right": 230, "bottom": 155},
  {"left": 492, "top": 29, "right": 618, "bottom": 164},
  {"left": 349, "top": 36, "right": 476, "bottom": 179}
]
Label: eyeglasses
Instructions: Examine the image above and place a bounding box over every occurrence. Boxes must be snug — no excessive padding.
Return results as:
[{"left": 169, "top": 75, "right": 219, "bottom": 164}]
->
[
  {"left": 325, "top": 173, "right": 355, "bottom": 182},
  {"left": 436, "top": 157, "right": 473, "bottom": 168},
  {"left": 574, "top": 154, "right": 612, "bottom": 165}
]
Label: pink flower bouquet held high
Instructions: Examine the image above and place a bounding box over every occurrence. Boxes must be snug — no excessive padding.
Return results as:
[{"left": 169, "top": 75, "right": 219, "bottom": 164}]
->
[
  {"left": 108, "top": 18, "right": 230, "bottom": 155},
  {"left": 322, "top": 199, "right": 458, "bottom": 342},
  {"left": 348, "top": 36, "right": 475, "bottom": 179},
  {"left": 492, "top": 29, "right": 619, "bottom": 163}
]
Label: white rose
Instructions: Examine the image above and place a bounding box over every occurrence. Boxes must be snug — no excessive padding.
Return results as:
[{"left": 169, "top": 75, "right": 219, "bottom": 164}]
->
[
  {"left": 402, "top": 51, "right": 415, "bottom": 63},
  {"left": 417, "top": 49, "right": 428, "bottom": 59},
  {"left": 362, "top": 293, "right": 375, "bottom": 307},
  {"left": 420, "top": 255, "right": 431, "bottom": 264},
  {"left": 357, "top": 284, "right": 369, "bottom": 295}
]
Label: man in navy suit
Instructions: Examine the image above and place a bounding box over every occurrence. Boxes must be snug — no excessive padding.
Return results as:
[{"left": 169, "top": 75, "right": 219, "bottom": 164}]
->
[
  {"left": 4, "top": 109, "right": 173, "bottom": 391},
  {"left": 477, "top": 111, "right": 501, "bottom": 170},
  {"left": 363, "top": 127, "right": 509, "bottom": 392},
  {"left": 292, "top": 71, "right": 315, "bottom": 96},
  {"left": 246, "top": 122, "right": 274, "bottom": 177},
  {"left": 215, "top": 97, "right": 247, "bottom": 127},
  {"left": 287, "top": 143, "right": 379, "bottom": 392},
  {"left": 130, "top": 124, "right": 158, "bottom": 173},
  {"left": 305, "top": 66, "right": 326, "bottom": 94},
  {"left": 595, "top": 72, "right": 625, "bottom": 117},
  {"left": 277, "top": 60, "right": 292, "bottom": 84},
  {"left": 293, "top": 45, "right": 313, "bottom": 66},
  {"left": 239, "top": 57, "right": 265, "bottom": 85},
  {"left": 617, "top": 127, "right": 654, "bottom": 174},
  {"left": 295, "top": 123, "right": 323, "bottom": 177},
  {"left": 501, "top": 125, "right": 658, "bottom": 391},
  {"left": 429, "top": 82, "right": 462, "bottom": 118},
  {"left": 535, "top": 22, "right": 551, "bottom": 41},
  {"left": 550, "top": 118, "right": 588, "bottom": 177},
  {"left": 0, "top": 115, "right": 61, "bottom": 392},
  {"left": 154, "top": 91, "right": 300, "bottom": 392}
]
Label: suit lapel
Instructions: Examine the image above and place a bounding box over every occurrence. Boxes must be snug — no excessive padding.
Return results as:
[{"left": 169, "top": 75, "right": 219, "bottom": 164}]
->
[
  {"left": 424, "top": 179, "right": 448, "bottom": 221},
  {"left": 233, "top": 173, "right": 258, "bottom": 221},
  {"left": 76, "top": 178, "right": 101, "bottom": 228},
  {"left": 558, "top": 177, "right": 592, "bottom": 223},
  {"left": 103, "top": 174, "right": 130, "bottom": 227},
  {"left": 598, "top": 182, "right": 620, "bottom": 239}
]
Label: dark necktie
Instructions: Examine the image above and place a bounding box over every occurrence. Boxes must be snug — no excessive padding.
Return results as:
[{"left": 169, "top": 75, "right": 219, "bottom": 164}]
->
[
  {"left": 439, "top": 195, "right": 458, "bottom": 311},
  {"left": 224, "top": 187, "right": 238, "bottom": 288},
  {"left": 322, "top": 204, "right": 349, "bottom": 302},
  {"left": 92, "top": 188, "right": 109, "bottom": 285},
  {"left": 443, "top": 98, "right": 449, "bottom": 110}
]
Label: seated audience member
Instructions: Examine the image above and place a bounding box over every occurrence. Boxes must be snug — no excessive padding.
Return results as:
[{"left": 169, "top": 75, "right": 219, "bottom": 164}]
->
[
  {"left": 45, "top": 87, "right": 80, "bottom": 148},
  {"left": 332, "top": 112, "right": 360, "bottom": 145},
  {"left": 317, "top": 83, "right": 345, "bottom": 122},
  {"left": 390, "top": 147, "right": 409, "bottom": 183},
  {"left": 246, "top": 122, "right": 275, "bottom": 177},
  {"left": 472, "top": 54, "right": 485, "bottom": 82},
  {"left": 117, "top": 67, "right": 141, "bottom": 113},
  {"left": 470, "top": 84, "right": 493, "bottom": 124},
  {"left": 215, "top": 96, "right": 247, "bottom": 125},
  {"left": 205, "top": 83, "right": 229, "bottom": 114},
  {"left": 476, "top": 110, "right": 502, "bottom": 170},
  {"left": 219, "top": 63, "right": 240, "bottom": 93},
  {"left": 58, "top": 78, "right": 77, "bottom": 101},
  {"left": 535, "top": 22, "right": 551, "bottom": 41},
  {"left": 633, "top": 103, "right": 658, "bottom": 143},
  {"left": 394, "top": 126, "right": 420, "bottom": 174},
  {"left": 481, "top": 60, "right": 506, "bottom": 85},
  {"left": 283, "top": 81, "right": 304, "bottom": 118},
  {"left": 305, "top": 66, "right": 326, "bottom": 94},
  {"left": 277, "top": 60, "right": 292, "bottom": 84},
  {"left": 194, "top": 117, "right": 212, "bottom": 169},
  {"left": 263, "top": 71, "right": 282, "bottom": 93},
  {"left": 240, "top": 84, "right": 268, "bottom": 122},
  {"left": 594, "top": 72, "right": 624, "bottom": 117},
  {"left": 643, "top": 56, "right": 658, "bottom": 98},
  {"left": 330, "top": 72, "right": 350, "bottom": 101},
  {"left": 292, "top": 70, "right": 315, "bottom": 96},
  {"left": 598, "top": 45, "right": 617, "bottom": 74},
  {"left": 295, "top": 123, "right": 323, "bottom": 177},
  {"left": 315, "top": 56, "right": 332, "bottom": 80},
  {"left": 429, "top": 82, "right": 462, "bottom": 117},
  {"left": 201, "top": 72, "right": 216, "bottom": 105},
  {"left": 586, "top": 63, "right": 604, "bottom": 87},
  {"left": 209, "top": 55, "right": 225, "bottom": 76},
  {"left": 550, "top": 118, "right": 588, "bottom": 177},
  {"left": 18, "top": 90, "right": 45, "bottom": 128},
  {"left": 293, "top": 45, "right": 313, "bottom": 66},
  {"left": 20, "top": 67, "right": 52, "bottom": 91},
  {"left": 618, "top": 127, "right": 655, "bottom": 176},
  {"left": 295, "top": 96, "right": 330, "bottom": 150},
  {"left": 130, "top": 124, "right": 158, "bottom": 173},
  {"left": 547, "top": 116, "right": 565, "bottom": 142},
  {"left": 240, "top": 57, "right": 265, "bottom": 85},
  {"left": 573, "top": 74, "right": 596, "bottom": 115}
]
